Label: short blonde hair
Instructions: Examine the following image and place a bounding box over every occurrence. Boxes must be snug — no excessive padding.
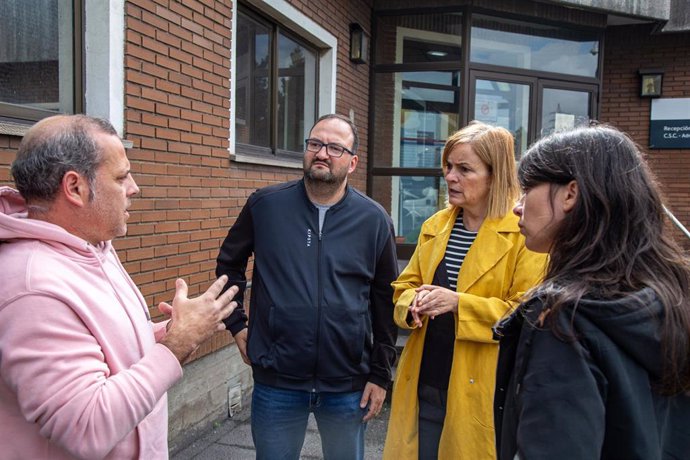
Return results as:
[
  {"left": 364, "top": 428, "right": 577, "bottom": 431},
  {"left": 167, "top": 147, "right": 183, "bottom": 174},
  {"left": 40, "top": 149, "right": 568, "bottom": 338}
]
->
[{"left": 441, "top": 120, "right": 519, "bottom": 219}]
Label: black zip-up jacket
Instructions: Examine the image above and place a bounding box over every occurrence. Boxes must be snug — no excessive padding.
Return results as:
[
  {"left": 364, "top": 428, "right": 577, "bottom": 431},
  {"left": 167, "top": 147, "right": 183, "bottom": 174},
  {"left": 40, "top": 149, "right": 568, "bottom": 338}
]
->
[
  {"left": 216, "top": 180, "right": 399, "bottom": 392},
  {"left": 494, "top": 288, "right": 690, "bottom": 460}
]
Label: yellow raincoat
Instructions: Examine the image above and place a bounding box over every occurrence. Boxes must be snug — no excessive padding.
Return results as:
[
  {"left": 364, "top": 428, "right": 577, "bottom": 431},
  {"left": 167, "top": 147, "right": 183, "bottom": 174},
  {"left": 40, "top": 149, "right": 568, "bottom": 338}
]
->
[{"left": 383, "top": 207, "right": 547, "bottom": 460}]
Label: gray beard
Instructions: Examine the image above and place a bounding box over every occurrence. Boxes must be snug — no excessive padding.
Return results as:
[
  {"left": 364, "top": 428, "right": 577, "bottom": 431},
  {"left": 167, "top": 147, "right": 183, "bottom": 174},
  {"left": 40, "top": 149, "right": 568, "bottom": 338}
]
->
[
  {"left": 305, "top": 167, "right": 337, "bottom": 184},
  {"left": 304, "top": 167, "right": 347, "bottom": 196}
]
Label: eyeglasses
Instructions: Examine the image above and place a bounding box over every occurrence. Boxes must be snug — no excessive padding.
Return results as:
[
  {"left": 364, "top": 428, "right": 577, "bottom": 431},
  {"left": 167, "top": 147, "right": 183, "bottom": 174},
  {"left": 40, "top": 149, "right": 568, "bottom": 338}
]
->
[{"left": 304, "top": 138, "right": 354, "bottom": 158}]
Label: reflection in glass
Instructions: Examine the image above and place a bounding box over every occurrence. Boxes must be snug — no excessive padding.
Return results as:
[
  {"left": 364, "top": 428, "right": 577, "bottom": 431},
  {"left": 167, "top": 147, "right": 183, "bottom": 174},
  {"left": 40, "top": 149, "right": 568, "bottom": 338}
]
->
[
  {"left": 474, "top": 79, "right": 530, "bottom": 156},
  {"left": 0, "top": 0, "right": 73, "bottom": 113},
  {"left": 540, "top": 88, "right": 590, "bottom": 137},
  {"left": 401, "top": 72, "right": 460, "bottom": 168},
  {"left": 372, "top": 71, "right": 460, "bottom": 168},
  {"left": 471, "top": 15, "right": 599, "bottom": 78},
  {"left": 375, "top": 13, "right": 462, "bottom": 65},
  {"left": 277, "top": 33, "right": 316, "bottom": 153},
  {"left": 372, "top": 176, "right": 447, "bottom": 244},
  {"left": 236, "top": 12, "right": 271, "bottom": 148},
  {"left": 236, "top": 10, "right": 318, "bottom": 156},
  {"left": 403, "top": 37, "right": 461, "bottom": 63}
]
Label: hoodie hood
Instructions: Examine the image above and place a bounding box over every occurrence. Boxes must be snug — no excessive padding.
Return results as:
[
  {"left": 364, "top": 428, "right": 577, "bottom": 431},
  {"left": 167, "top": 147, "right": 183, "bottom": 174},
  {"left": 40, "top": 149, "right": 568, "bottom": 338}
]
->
[
  {"left": 0, "top": 186, "right": 109, "bottom": 259},
  {"left": 0, "top": 191, "right": 180, "bottom": 460},
  {"left": 561, "top": 287, "right": 664, "bottom": 379}
]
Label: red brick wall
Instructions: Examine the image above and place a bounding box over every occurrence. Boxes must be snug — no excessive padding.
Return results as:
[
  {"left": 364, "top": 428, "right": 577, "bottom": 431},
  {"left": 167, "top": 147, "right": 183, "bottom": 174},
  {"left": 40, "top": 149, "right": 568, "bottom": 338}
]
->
[
  {"left": 0, "top": 0, "right": 373, "bottom": 360},
  {"left": 122, "top": 0, "right": 236, "bottom": 358},
  {"left": 0, "top": 136, "right": 21, "bottom": 184},
  {"left": 601, "top": 24, "right": 690, "bottom": 247}
]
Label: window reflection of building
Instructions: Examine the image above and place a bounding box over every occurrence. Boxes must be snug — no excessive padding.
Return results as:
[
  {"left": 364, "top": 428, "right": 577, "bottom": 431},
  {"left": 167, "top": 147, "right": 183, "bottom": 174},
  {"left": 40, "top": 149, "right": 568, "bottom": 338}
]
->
[
  {"left": 401, "top": 177, "right": 438, "bottom": 242},
  {"left": 396, "top": 72, "right": 458, "bottom": 242},
  {"left": 540, "top": 89, "right": 589, "bottom": 136},
  {"left": 399, "top": 134, "right": 442, "bottom": 241},
  {"left": 471, "top": 15, "right": 599, "bottom": 78},
  {"left": 399, "top": 131, "right": 442, "bottom": 240},
  {"left": 474, "top": 79, "right": 530, "bottom": 155},
  {"left": 370, "top": 9, "right": 600, "bottom": 252}
]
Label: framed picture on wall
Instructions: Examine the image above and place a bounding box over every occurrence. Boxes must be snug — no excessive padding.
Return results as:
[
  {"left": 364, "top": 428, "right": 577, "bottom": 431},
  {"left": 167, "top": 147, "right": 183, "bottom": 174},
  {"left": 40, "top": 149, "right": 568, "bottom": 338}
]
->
[{"left": 640, "top": 73, "right": 663, "bottom": 98}]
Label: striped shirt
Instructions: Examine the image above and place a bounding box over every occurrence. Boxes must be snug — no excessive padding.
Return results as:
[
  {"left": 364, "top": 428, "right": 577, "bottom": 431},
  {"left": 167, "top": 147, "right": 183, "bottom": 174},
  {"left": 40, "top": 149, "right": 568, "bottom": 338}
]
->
[{"left": 444, "top": 212, "right": 478, "bottom": 290}]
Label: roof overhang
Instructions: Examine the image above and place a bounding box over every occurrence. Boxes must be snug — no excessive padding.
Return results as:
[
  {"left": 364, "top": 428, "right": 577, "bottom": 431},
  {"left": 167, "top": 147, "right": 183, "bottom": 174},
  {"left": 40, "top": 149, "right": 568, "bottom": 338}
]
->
[{"left": 543, "top": 0, "right": 690, "bottom": 32}]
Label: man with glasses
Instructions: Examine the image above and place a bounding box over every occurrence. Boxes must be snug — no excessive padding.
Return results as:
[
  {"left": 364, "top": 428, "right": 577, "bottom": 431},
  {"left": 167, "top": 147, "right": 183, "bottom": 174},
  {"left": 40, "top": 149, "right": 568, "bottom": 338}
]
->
[{"left": 216, "top": 114, "right": 399, "bottom": 459}]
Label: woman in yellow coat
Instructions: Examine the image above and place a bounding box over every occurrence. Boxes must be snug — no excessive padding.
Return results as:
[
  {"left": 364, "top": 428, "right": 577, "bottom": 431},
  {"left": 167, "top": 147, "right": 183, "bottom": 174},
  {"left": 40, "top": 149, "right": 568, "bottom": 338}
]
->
[{"left": 383, "top": 121, "right": 546, "bottom": 460}]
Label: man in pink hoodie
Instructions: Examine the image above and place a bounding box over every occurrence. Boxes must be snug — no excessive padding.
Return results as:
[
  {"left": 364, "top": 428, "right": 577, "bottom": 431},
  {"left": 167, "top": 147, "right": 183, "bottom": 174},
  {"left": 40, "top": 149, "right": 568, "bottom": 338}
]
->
[{"left": 0, "top": 115, "right": 238, "bottom": 459}]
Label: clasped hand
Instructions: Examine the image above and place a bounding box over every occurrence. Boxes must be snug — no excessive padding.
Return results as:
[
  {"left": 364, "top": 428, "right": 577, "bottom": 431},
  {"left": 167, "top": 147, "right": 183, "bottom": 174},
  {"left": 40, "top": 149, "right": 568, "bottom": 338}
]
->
[{"left": 409, "top": 285, "right": 459, "bottom": 328}]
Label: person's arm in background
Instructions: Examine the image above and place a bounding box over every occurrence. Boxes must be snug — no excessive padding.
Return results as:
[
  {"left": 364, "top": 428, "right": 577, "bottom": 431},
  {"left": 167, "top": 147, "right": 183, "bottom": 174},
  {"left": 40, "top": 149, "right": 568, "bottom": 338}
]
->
[
  {"left": 391, "top": 219, "right": 430, "bottom": 330},
  {"left": 216, "top": 196, "right": 256, "bottom": 363},
  {"left": 361, "top": 222, "right": 399, "bottom": 421},
  {"left": 0, "top": 277, "right": 237, "bottom": 459}
]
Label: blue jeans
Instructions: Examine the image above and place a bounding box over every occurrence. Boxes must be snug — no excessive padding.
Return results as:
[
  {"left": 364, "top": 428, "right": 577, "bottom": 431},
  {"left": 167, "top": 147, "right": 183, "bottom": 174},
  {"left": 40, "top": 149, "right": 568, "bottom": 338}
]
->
[{"left": 251, "top": 382, "right": 367, "bottom": 460}]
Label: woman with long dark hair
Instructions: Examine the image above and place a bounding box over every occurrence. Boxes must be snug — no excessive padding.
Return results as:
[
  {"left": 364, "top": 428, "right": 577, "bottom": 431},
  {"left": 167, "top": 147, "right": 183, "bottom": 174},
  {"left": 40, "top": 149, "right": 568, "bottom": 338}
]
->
[{"left": 494, "top": 124, "right": 690, "bottom": 459}]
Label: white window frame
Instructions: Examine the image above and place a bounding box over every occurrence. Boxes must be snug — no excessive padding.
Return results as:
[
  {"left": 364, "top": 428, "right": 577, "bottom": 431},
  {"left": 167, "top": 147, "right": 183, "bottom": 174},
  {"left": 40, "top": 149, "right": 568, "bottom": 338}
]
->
[{"left": 85, "top": 0, "right": 125, "bottom": 137}]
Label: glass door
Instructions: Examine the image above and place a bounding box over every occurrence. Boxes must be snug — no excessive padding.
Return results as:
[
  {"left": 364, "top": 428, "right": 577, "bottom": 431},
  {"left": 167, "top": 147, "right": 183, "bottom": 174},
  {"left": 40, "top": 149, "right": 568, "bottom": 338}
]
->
[
  {"left": 370, "top": 70, "right": 460, "bottom": 247},
  {"left": 470, "top": 72, "right": 598, "bottom": 156},
  {"left": 470, "top": 72, "right": 533, "bottom": 156},
  {"left": 537, "top": 82, "right": 597, "bottom": 137}
]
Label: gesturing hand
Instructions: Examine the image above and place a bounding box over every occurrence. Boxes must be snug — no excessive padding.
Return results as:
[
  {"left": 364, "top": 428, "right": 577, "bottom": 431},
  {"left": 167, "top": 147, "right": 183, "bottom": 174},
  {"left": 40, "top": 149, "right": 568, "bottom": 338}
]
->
[{"left": 160, "top": 275, "right": 239, "bottom": 363}]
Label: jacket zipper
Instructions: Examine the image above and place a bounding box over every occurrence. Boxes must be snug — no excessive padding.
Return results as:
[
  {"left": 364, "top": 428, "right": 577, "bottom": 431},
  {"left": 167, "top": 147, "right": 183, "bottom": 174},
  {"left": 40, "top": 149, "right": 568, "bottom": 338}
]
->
[{"left": 312, "top": 209, "right": 325, "bottom": 393}]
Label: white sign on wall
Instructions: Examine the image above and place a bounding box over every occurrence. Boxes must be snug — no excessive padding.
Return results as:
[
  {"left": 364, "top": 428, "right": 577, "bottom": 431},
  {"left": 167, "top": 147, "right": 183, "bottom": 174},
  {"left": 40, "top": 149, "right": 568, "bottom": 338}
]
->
[{"left": 650, "top": 98, "right": 690, "bottom": 149}]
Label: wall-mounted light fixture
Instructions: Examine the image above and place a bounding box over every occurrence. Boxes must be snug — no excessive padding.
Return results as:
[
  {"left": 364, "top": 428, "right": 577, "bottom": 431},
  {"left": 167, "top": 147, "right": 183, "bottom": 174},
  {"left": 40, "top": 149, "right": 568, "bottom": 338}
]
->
[
  {"left": 349, "top": 23, "right": 369, "bottom": 64},
  {"left": 639, "top": 68, "right": 664, "bottom": 98}
]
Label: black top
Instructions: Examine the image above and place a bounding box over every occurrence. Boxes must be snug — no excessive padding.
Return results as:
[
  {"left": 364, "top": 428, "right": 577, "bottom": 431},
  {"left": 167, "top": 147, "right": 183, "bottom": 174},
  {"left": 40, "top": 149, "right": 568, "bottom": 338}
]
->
[
  {"left": 216, "top": 179, "right": 399, "bottom": 392},
  {"left": 494, "top": 288, "right": 690, "bottom": 460},
  {"left": 418, "top": 259, "right": 455, "bottom": 390},
  {"left": 418, "top": 213, "right": 477, "bottom": 390}
]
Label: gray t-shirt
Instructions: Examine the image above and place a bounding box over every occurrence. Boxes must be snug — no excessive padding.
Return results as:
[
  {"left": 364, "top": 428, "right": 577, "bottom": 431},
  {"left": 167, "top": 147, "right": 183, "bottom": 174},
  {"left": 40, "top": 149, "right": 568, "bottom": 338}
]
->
[{"left": 313, "top": 203, "right": 332, "bottom": 237}]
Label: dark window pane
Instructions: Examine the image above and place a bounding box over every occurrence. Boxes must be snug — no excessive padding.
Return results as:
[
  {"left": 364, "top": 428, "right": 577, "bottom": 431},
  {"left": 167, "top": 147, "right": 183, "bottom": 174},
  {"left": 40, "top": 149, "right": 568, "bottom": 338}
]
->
[
  {"left": 236, "top": 8, "right": 318, "bottom": 159},
  {"left": 0, "top": 0, "right": 74, "bottom": 115},
  {"left": 375, "top": 13, "right": 462, "bottom": 65},
  {"left": 236, "top": 11, "right": 271, "bottom": 148},
  {"left": 276, "top": 32, "right": 316, "bottom": 153}
]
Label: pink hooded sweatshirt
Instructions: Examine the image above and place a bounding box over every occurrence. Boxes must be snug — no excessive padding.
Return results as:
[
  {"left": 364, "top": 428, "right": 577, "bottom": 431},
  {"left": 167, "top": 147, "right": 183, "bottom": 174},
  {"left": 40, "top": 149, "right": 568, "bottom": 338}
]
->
[{"left": 0, "top": 187, "right": 183, "bottom": 459}]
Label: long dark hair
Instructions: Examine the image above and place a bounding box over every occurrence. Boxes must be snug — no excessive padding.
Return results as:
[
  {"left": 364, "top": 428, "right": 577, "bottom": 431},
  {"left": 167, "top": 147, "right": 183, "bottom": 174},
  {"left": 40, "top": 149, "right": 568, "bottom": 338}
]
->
[{"left": 518, "top": 124, "right": 690, "bottom": 394}]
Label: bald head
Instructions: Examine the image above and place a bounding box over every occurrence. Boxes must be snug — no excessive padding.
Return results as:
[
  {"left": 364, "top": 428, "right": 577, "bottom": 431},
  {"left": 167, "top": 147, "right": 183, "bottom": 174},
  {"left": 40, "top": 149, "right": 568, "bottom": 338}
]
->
[{"left": 11, "top": 115, "right": 118, "bottom": 204}]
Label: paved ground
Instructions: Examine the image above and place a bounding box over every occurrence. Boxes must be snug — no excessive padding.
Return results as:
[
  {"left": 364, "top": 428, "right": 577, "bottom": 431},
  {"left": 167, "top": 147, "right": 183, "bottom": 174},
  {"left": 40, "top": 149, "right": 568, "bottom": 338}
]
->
[{"left": 171, "top": 400, "right": 392, "bottom": 460}]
